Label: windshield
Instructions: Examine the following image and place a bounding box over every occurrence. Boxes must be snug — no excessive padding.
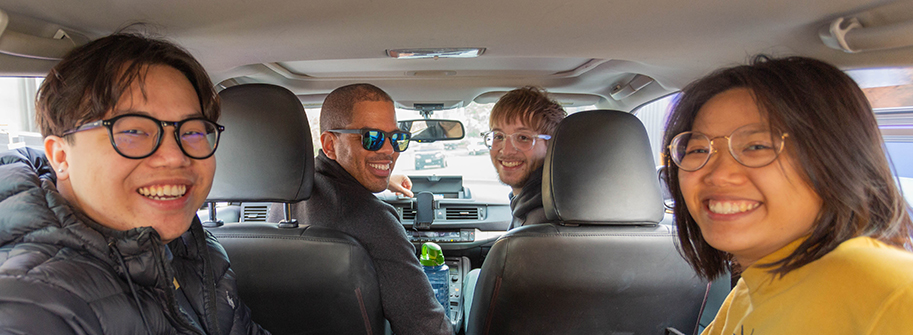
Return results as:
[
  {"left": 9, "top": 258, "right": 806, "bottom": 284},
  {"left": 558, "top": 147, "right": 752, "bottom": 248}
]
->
[{"left": 393, "top": 103, "right": 507, "bottom": 203}]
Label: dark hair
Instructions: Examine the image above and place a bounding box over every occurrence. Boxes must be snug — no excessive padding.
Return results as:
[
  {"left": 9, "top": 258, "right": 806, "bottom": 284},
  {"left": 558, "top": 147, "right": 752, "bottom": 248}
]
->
[
  {"left": 320, "top": 83, "right": 393, "bottom": 132},
  {"left": 663, "top": 55, "right": 913, "bottom": 280},
  {"left": 36, "top": 32, "right": 219, "bottom": 139},
  {"left": 489, "top": 86, "right": 567, "bottom": 135}
]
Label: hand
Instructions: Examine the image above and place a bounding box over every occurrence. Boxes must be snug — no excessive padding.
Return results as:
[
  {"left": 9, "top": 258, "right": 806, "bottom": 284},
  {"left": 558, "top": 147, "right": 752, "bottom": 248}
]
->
[{"left": 387, "top": 175, "right": 414, "bottom": 197}]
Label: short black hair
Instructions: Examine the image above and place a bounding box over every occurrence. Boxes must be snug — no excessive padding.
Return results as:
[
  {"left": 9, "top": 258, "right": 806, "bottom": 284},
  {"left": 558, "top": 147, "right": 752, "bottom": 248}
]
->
[{"left": 319, "top": 83, "right": 393, "bottom": 132}]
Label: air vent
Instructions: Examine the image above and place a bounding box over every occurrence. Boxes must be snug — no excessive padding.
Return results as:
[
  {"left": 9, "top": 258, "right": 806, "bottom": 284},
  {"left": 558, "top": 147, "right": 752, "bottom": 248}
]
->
[
  {"left": 400, "top": 206, "right": 417, "bottom": 221},
  {"left": 242, "top": 205, "right": 269, "bottom": 222},
  {"left": 445, "top": 206, "right": 480, "bottom": 220}
]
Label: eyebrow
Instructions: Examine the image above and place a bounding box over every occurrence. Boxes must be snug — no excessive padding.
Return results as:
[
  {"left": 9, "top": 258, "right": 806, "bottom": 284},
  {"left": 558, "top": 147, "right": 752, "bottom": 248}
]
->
[
  {"left": 110, "top": 109, "right": 204, "bottom": 120},
  {"left": 491, "top": 127, "right": 536, "bottom": 133}
]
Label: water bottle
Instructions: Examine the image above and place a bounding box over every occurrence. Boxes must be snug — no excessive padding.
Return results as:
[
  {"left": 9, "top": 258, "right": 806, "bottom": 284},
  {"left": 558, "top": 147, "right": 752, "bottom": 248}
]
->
[{"left": 420, "top": 242, "right": 450, "bottom": 312}]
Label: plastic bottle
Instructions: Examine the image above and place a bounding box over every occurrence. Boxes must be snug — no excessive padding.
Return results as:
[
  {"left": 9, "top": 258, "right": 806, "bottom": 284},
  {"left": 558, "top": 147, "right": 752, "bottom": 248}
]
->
[{"left": 420, "top": 242, "right": 450, "bottom": 312}]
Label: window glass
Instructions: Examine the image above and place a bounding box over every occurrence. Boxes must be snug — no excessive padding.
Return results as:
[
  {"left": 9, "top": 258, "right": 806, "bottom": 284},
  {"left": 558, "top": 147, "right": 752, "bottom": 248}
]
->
[
  {"left": 633, "top": 93, "right": 677, "bottom": 166},
  {"left": 849, "top": 66, "right": 913, "bottom": 207},
  {"left": 0, "top": 77, "right": 44, "bottom": 152}
]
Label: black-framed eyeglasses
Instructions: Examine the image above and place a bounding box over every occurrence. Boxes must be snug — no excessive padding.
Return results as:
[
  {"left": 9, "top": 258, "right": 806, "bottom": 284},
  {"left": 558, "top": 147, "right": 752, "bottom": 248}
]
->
[
  {"left": 62, "top": 114, "right": 225, "bottom": 159},
  {"left": 483, "top": 130, "right": 551, "bottom": 152},
  {"left": 668, "top": 123, "right": 788, "bottom": 172},
  {"left": 327, "top": 128, "right": 411, "bottom": 152}
]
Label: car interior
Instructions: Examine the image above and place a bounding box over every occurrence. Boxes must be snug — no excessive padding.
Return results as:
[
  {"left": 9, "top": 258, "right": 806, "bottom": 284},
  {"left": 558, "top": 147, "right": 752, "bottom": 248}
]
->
[{"left": 1, "top": 0, "right": 912, "bottom": 334}]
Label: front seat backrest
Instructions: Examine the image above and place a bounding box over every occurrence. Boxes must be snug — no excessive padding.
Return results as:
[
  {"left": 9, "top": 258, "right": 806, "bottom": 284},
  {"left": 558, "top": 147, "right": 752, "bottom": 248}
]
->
[
  {"left": 467, "top": 110, "right": 708, "bottom": 335},
  {"left": 205, "top": 84, "right": 383, "bottom": 335}
]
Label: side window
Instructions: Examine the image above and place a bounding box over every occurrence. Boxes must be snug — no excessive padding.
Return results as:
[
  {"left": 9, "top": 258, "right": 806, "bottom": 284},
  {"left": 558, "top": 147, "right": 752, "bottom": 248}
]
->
[
  {"left": 849, "top": 67, "right": 913, "bottom": 207},
  {"left": 0, "top": 77, "right": 44, "bottom": 151},
  {"left": 633, "top": 94, "right": 678, "bottom": 211},
  {"left": 633, "top": 94, "right": 678, "bottom": 166}
]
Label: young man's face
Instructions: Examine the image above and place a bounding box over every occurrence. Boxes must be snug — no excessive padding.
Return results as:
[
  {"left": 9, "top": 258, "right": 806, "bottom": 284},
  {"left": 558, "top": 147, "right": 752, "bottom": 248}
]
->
[
  {"left": 323, "top": 100, "right": 400, "bottom": 192},
  {"left": 48, "top": 65, "right": 215, "bottom": 243},
  {"left": 489, "top": 118, "right": 549, "bottom": 195}
]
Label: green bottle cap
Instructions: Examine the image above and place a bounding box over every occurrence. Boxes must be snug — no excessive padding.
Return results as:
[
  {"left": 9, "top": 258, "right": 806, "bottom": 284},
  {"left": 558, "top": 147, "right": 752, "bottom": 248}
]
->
[{"left": 420, "top": 242, "right": 445, "bottom": 266}]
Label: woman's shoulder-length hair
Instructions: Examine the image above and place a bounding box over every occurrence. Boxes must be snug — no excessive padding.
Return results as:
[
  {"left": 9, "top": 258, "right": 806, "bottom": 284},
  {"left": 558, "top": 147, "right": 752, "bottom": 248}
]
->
[{"left": 662, "top": 55, "right": 913, "bottom": 280}]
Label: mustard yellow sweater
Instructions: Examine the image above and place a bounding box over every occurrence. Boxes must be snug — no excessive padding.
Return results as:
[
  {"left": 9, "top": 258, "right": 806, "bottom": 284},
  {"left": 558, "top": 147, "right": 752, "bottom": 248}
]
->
[{"left": 703, "top": 236, "right": 913, "bottom": 335}]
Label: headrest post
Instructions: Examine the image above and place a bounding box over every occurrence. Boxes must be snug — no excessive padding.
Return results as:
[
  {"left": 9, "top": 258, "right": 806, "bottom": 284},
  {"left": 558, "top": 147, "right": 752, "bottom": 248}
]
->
[
  {"left": 202, "top": 202, "right": 224, "bottom": 228},
  {"left": 278, "top": 203, "right": 299, "bottom": 228}
]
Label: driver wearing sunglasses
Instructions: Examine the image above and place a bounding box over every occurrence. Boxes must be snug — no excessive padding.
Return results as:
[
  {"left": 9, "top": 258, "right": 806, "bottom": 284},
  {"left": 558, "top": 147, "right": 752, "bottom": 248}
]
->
[
  {"left": 325, "top": 128, "right": 411, "bottom": 153},
  {"left": 267, "top": 84, "right": 453, "bottom": 335}
]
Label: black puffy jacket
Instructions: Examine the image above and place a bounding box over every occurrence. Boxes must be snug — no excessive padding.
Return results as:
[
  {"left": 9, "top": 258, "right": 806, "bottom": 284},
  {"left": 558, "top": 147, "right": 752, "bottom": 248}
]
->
[{"left": 0, "top": 148, "right": 269, "bottom": 335}]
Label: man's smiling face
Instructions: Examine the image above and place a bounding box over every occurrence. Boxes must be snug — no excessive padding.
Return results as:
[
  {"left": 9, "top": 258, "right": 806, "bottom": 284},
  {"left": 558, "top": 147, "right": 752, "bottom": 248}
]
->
[
  {"left": 324, "top": 100, "right": 400, "bottom": 192},
  {"left": 489, "top": 118, "right": 549, "bottom": 195}
]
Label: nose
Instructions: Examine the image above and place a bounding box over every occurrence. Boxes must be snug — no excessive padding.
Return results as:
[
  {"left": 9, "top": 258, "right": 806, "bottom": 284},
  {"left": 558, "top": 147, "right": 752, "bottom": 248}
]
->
[
  {"left": 148, "top": 127, "right": 192, "bottom": 167},
  {"left": 501, "top": 136, "right": 521, "bottom": 154},
  {"left": 375, "top": 137, "right": 395, "bottom": 155},
  {"left": 701, "top": 138, "right": 745, "bottom": 186}
]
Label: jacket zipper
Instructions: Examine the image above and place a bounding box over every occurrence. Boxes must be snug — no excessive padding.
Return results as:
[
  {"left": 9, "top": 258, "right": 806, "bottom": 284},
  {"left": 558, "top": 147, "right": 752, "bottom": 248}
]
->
[{"left": 156, "top": 241, "right": 207, "bottom": 335}]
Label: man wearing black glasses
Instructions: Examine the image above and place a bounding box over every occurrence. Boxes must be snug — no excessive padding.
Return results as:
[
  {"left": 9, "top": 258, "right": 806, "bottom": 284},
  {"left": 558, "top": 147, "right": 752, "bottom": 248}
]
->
[
  {"left": 267, "top": 83, "right": 452, "bottom": 335},
  {"left": 0, "top": 33, "right": 266, "bottom": 334},
  {"left": 486, "top": 86, "right": 567, "bottom": 229}
]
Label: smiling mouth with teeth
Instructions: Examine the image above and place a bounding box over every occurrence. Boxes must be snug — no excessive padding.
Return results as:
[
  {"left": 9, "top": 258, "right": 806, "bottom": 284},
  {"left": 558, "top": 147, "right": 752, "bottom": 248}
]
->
[
  {"left": 369, "top": 163, "right": 391, "bottom": 171},
  {"left": 138, "top": 185, "right": 188, "bottom": 200},
  {"left": 708, "top": 200, "right": 760, "bottom": 215},
  {"left": 501, "top": 161, "right": 522, "bottom": 167}
]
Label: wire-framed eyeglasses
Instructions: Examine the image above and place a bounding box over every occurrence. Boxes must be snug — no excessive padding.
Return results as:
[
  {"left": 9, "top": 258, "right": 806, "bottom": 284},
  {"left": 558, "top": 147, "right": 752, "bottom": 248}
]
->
[
  {"left": 669, "top": 123, "right": 788, "bottom": 172},
  {"left": 62, "top": 114, "right": 225, "bottom": 159}
]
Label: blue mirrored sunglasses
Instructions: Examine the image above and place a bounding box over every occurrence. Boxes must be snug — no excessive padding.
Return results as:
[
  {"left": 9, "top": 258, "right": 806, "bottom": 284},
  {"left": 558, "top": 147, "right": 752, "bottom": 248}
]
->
[{"left": 327, "top": 128, "right": 411, "bottom": 152}]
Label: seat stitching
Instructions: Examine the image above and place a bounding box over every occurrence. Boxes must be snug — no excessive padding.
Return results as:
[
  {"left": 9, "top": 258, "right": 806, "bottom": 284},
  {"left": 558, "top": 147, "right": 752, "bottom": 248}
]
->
[
  {"left": 483, "top": 276, "right": 502, "bottom": 335},
  {"left": 355, "top": 287, "right": 372, "bottom": 335}
]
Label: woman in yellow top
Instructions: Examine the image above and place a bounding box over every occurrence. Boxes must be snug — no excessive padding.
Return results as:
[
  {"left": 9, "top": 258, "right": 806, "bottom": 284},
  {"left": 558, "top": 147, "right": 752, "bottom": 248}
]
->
[{"left": 662, "top": 55, "right": 913, "bottom": 334}]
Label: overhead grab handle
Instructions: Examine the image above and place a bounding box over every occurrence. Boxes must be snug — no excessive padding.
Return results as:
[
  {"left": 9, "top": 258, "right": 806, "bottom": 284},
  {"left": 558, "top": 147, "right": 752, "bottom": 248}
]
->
[
  {"left": 0, "top": 9, "right": 83, "bottom": 60},
  {"left": 819, "top": 16, "right": 913, "bottom": 53}
]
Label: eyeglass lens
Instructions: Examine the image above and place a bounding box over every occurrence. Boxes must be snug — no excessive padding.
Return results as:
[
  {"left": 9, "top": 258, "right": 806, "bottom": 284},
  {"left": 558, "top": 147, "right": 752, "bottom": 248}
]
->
[
  {"left": 485, "top": 131, "right": 539, "bottom": 151},
  {"left": 671, "top": 124, "right": 784, "bottom": 171},
  {"left": 111, "top": 116, "right": 220, "bottom": 159},
  {"left": 361, "top": 130, "right": 410, "bottom": 152}
]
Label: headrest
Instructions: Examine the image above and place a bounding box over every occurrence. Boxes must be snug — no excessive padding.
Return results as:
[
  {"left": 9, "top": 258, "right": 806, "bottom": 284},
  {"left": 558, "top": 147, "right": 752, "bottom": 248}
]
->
[
  {"left": 543, "top": 110, "right": 663, "bottom": 225},
  {"left": 207, "top": 84, "right": 314, "bottom": 202}
]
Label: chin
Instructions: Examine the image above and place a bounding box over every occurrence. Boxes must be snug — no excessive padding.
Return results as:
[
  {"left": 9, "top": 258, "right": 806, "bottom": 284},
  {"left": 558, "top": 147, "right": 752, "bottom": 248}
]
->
[
  {"left": 157, "top": 225, "right": 193, "bottom": 242},
  {"left": 152, "top": 215, "right": 196, "bottom": 239}
]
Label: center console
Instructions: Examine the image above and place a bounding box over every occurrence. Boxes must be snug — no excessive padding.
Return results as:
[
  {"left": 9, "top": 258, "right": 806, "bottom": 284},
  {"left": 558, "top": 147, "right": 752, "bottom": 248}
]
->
[{"left": 445, "top": 256, "right": 471, "bottom": 333}]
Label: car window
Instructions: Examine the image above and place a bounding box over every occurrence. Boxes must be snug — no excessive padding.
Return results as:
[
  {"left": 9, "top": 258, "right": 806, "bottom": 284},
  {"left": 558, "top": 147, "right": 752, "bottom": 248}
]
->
[
  {"left": 849, "top": 66, "right": 913, "bottom": 207},
  {"left": 392, "top": 102, "right": 507, "bottom": 202},
  {"left": 0, "top": 77, "right": 44, "bottom": 152},
  {"left": 633, "top": 94, "right": 678, "bottom": 167}
]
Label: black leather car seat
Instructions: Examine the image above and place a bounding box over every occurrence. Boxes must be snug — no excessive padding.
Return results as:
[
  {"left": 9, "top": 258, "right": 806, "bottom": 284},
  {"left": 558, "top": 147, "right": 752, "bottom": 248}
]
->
[
  {"left": 466, "top": 110, "right": 709, "bottom": 335},
  {"left": 204, "top": 84, "right": 384, "bottom": 335}
]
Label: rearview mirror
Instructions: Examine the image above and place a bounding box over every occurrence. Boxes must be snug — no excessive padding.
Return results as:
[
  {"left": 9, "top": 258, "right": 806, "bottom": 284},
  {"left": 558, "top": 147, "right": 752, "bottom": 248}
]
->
[{"left": 398, "top": 119, "right": 465, "bottom": 142}]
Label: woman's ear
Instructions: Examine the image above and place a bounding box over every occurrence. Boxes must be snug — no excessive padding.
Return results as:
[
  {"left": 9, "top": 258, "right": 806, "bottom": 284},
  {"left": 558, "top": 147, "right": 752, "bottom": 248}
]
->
[
  {"left": 320, "top": 132, "right": 337, "bottom": 160},
  {"left": 45, "top": 135, "right": 70, "bottom": 181}
]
